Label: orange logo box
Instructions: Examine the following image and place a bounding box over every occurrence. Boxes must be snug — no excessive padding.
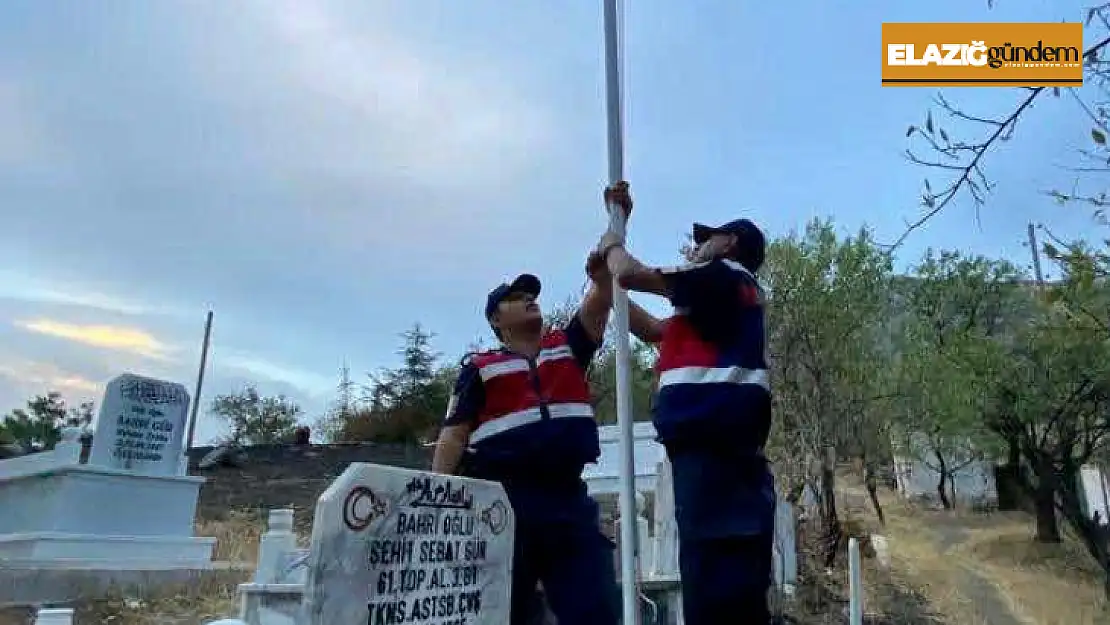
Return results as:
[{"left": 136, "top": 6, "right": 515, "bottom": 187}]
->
[{"left": 881, "top": 22, "right": 1083, "bottom": 87}]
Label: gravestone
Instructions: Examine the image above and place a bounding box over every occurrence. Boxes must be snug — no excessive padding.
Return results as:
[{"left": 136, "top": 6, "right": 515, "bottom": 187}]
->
[
  {"left": 302, "top": 463, "right": 515, "bottom": 625},
  {"left": 88, "top": 373, "right": 190, "bottom": 476}
]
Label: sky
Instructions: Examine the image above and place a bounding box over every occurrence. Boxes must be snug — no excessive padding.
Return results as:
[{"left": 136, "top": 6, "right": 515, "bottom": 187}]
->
[{"left": 0, "top": 0, "right": 1104, "bottom": 444}]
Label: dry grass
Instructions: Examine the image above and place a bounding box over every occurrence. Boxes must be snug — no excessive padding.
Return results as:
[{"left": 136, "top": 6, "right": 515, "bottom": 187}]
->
[
  {"left": 0, "top": 571, "right": 247, "bottom": 625},
  {"left": 194, "top": 508, "right": 265, "bottom": 564},
  {"left": 0, "top": 508, "right": 291, "bottom": 625},
  {"left": 784, "top": 493, "right": 944, "bottom": 625},
  {"left": 824, "top": 484, "right": 940, "bottom": 623},
  {"left": 845, "top": 477, "right": 1110, "bottom": 625},
  {"left": 878, "top": 504, "right": 1001, "bottom": 625},
  {"left": 955, "top": 518, "right": 1108, "bottom": 625},
  {"left": 70, "top": 571, "right": 247, "bottom": 625}
]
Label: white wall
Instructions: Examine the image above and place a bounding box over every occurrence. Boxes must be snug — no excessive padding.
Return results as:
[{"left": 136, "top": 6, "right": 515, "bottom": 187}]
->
[
  {"left": 892, "top": 456, "right": 997, "bottom": 504},
  {"left": 1080, "top": 465, "right": 1110, "bottom": 525},
  {"left": 582, "top": 422, "right": 665, "bottom": 495},
  {"left": 891, "top": 432, "right": 997, "bottom": 505}
]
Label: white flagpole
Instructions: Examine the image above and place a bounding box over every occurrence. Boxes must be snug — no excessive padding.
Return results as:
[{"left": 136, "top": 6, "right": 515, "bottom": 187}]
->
[{"left": 601, "top": 0, "right": 639, "bottom": 623}]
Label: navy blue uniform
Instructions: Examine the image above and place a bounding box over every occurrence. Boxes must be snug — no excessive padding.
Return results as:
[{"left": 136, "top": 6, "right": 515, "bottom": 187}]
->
[
  {"left": 654, "top": 258, "right": 775, "bottom": 625},
  {"left": 445, "top": 314, "right": 618, "bottom": 625}
]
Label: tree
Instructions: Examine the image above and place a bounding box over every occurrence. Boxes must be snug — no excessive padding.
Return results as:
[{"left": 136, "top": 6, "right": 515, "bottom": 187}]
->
[
  {"left": 892, "top": 251, "right": 1021, "bottom": 508},
  {"left": 392, "top": 323, "right": 441, "bottom": 403},
  {"left": 210, "top": 386, "right": 301, "bottom": 446},
  {"left": 339, "top": 323, "right": 452, "bottom": 444},
  {"left": 894, "top": 3, "right": 1110, "bottom": 596},
  {"left": 894, "top": 6, "right": 1110, "bottom": 249},
  {"left": 1, "top": 392, "right": 93, "bottom": 453},
  {"left": 587, "top": 341, "right": 657, "bottom": 425},
  {"left": 992, "top": 266, "right": 1110, "bottom": 550},
  {"left": 315, "top": 363, "right": 357, "bottom": 443},
  {"left": 762, "top": 219, "right": 894, "bottom": 564}
]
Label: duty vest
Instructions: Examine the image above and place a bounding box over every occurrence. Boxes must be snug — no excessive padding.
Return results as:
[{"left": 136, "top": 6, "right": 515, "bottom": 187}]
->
[
  {"left": 465, "top": 331, "right": 600, "bottom": 481},
  {"left": 652, "top": 260, "right": 772, "bottom": 449}
]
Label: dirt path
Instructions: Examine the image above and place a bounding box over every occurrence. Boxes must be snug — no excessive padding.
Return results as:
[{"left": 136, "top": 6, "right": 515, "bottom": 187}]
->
[
  {"left": 925, "top": 518, "right": 1026, "bottom": 625},
  {"left": 840, "top": 485, "right": 1028, "bottom": 625}
]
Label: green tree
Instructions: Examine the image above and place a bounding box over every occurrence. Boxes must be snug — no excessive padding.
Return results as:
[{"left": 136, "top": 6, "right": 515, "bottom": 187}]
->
[
  {"left": 763, "top": 219, "right": 894, "bottom": 564},
  {"left": 897, "top": 4, "right": 1110, "bottom": 596},
  {"left": 588, "top": 341, "right": 657, "bottom": 425},
  {"left": 210, "top": 386, "right": 301, "bottom": 445},
  {"left": 987, "top": 265, "right": 1110, "bottom": 553},
  {"left": 392, "top": 323, "right": 441, "bottom": 404},
  {"left": 1, "top": 392, "right": 93, "bottom": 453},
  {"left": 340, "top": 323, "right": 452, "bottom": 444},
  {"left": 893, "top": 251, "right": 1021, "bottom": 508}
]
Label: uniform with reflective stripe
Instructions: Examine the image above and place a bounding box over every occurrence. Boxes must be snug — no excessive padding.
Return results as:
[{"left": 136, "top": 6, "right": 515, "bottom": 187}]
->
[
  {"left": 652, "top": 257, "right": 775, "bottom": 624},
  {"left": 653, "top": 259, "right": 771, "bottom": 452},
  {"left": 464, "top": 330, "right": 600, "bottom": 482}
]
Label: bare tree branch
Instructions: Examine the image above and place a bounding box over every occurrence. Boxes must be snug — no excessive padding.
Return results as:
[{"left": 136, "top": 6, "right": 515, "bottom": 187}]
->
[
  {"left": 887, "top": 31, "right": 1110, "bottom": 251},
  {"left": 887, "top": 89, "right": 1040, "bottom": 251}
]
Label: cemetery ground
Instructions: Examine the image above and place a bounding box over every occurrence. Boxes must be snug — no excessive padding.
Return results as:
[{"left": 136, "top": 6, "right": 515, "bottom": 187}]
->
[
  {"left": 1, "top": 470, "right": 1105, "bottom": 625},
  {"left": 0, "top": 501, "right": 907, "bottom": 625},
  {"left": 0, "top": 513, "right": 261, "bottom": 625}
]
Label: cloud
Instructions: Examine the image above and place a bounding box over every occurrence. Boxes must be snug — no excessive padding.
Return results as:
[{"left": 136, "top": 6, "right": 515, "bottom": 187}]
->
[
  {"left": 0, "top": 1, "right": 583, "bottom": 434},
  {"left": 12, "top": 318, "right": 176, "bottom": 361},
  {"left": 0, "top": 0, "right": 571, "bottom": 330},
  {"left": 244, "top": 0, "right": 553, "bottom": 189},
  {"left": 218, "top": 351, "right": 335, "bottom": 397},
  {"left": 0, "top": 358, "right": 100, "bottom": 399},
  {"left": 0, "top": 270, "right": 168, "bottom": 317}
]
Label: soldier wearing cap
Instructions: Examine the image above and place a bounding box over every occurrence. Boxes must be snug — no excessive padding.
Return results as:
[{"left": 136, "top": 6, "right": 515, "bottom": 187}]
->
[
  {"left": 431, "top": 185, "right": 655, "bottom": 625},
  {"left": 593, "top": 182, "right": 775, "bottom": 624}
]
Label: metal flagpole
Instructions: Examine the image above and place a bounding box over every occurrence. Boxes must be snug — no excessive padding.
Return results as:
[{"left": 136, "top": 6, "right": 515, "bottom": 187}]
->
[
  {"left": 184, "top": 310, "right": 214, "bottom": 452},
  {"left": 601, "top": 0, "right": 639, "bottom": 623}
]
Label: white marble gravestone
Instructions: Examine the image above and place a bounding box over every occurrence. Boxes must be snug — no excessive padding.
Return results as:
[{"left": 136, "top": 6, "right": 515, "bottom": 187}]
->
[
  {"left": 88, "top": 373, "right": 190, "bottom": 476},
  {"left": 302, "top": 463, "right": 515, "bottom": 625},
  {"left": 0, "top": 373, "right": 212, "bottom": 574}
]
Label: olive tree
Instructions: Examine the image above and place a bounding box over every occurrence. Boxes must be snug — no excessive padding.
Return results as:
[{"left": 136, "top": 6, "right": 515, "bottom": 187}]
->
[{"left": 764, "top": 218, "right": 895, "bottom": 563}]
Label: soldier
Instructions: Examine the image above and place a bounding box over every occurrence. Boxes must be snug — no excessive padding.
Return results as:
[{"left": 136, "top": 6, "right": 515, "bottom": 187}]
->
[
  {"left": 431, "top": 184, "right": 657, "bottom": 625},
  {"left": 595, "top": 181, "right": 775, "bottom": 625}
]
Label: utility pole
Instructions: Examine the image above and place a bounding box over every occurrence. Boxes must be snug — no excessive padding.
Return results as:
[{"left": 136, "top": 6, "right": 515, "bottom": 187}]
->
[{"left": 1027, "top": 223, "right": 1045, "bottom": 286}]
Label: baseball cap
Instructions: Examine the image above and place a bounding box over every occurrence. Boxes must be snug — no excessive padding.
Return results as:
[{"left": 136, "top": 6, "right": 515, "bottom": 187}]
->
[
  {"left": 485, "top": 273, "right": 542, "bottom": 330},
  {"left": 691, "top": 218, "right": 766, "bottom": 272}
]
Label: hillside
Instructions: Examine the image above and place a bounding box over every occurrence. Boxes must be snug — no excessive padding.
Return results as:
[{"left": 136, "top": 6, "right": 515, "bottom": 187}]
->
[
  {"left": 187, "top": 443, "right": 433, "bottom": 531},
  {"left": 187, "top": 443, "right": 630, "bottom": 536}
]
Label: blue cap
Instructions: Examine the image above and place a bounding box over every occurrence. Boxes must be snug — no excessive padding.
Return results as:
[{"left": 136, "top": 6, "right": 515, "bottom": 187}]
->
[
  {"left": 692, "top": 218, "right": 765, "bottom": 272},
  {"left": 485, "top": 273, "right": 542, "bottom": 321}
]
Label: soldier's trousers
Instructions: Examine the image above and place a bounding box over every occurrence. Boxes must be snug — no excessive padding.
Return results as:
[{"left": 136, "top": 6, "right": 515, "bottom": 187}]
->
[
  {"left": 678, "top": 532, "right": 773, "bottom": 624},
  {"left": 506, "top": 485, "right": 619, "bottom": 625},
  {"left": 668, "top": 447, "right": 776, "bottom": 625}
]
